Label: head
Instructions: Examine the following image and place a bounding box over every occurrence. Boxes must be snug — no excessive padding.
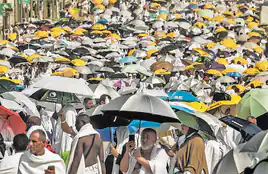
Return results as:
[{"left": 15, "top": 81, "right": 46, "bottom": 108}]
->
[
  {"left": 26, "top": 116, "right": 41, "bottom": 131},
  {"left": 75, "top": 114, "right": 91, "bottom": 131},
  {"left": 247, "top": 116, "right": 257, "bottom": 125},
  {"left": 141, "top": 128, "right": 157, "bottom": 150},
  {"left": 99, "top": 94, "right": 111, "bottom": 105},
  {"left": 84, "top": 98, "right": 95, "bottom": 109},
  {"left": 28, "top": 129, "right": 46, "bottom": 156},
  {"left": 181, "top": 124, "right": 197, "bottom": 136},
  {"left": 13, "top": 134, "right": 28, "bottom": 153}
]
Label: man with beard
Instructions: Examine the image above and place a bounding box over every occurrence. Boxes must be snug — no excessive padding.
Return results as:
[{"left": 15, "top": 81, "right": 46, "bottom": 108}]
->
[{"left": 120, "top": 128, "right": 169, "bottom": 174}]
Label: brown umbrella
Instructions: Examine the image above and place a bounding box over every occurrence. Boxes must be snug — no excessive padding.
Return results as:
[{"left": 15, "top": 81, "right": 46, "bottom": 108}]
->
[{"left": 151, "top": 61, "right": 174, "bottom": 72}]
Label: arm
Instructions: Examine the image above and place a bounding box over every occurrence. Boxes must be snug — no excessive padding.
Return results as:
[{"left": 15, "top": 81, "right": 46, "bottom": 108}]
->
[
  {"left": 59, "top": 110, "right": 76, "bottom": 137},
  {"left": 134, "top": 149, "right": 152, "bottom": 173},
  {"left": 99, "top": 138, "right": 106, "bottom": 174},
  {"left": 120, "top": 141, "right": 135, "bottom": 173},
  {"left": 69, "top": 139, "right": 83, "bottom": 174}
]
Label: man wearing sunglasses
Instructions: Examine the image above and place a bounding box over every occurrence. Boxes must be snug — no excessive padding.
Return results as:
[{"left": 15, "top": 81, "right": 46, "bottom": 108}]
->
[{"left": 18, "top": 129, "right": 66, "bottom": 174}]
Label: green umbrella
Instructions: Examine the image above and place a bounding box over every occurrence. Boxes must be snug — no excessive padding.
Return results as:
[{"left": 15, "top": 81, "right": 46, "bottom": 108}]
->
[
  {"left": 238, "top": 88, "right": 268, "bottom": 118},
  {"left": 198, "top": 9, "right": 214, "bottom": 18},
  {"left": 175, "top": 111, "right": 216, "bottom": 140}
]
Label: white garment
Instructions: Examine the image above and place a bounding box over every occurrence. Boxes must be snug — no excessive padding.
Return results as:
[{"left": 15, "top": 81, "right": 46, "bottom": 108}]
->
[
  {"left": 126, "top": 145, "right": 169, "bottom": 174},
  {"left": 205, "top": 140, "right": 223, "bottom": 174},
  {"left": 85, "top": 163, "right": 100, "bottom": 174},
  {"left": 0, "top": 152, "right": 24, "bottom": 174},
  {"left": 53, "top": 105, "right": 77, "bottom": 154},
  {"left": 18, "top": 149, "right": 66, "bottom": 174},
  {"left": 112, "top": 127, "right": 129, "bottom": 174},
  {"left": 67, "top": 123, "right": 101, "bottom": 174}
]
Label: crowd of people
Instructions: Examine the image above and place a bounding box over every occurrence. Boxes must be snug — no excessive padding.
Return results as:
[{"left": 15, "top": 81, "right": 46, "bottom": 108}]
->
[{"left": 0, "top": 0, "right": 267, "bottom": 174}]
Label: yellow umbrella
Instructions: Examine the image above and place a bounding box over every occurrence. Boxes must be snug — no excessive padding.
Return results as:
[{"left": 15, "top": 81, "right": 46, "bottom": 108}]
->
[
  {"left": 27, "top": 54, "right": 40, "bottom": 62},
  {"left": 90, "top": 30, "right": 103, "bottom": 35},
  {"left": 249, "top": 32, "right": 261, "bottom": 38},
  {"left": 193, "top": 21, "right": 206, "bottom": 28},
  {"left": 175, "top": 14, "right": 182, "bottom": 19},
  {"left": 157, "top": 14, "right": 168, "bottom": 21},
  {"left": 248, "top": 22, "right": 258, "bottom": 30},
  {"left": 222, "top": 68, "right": 238, "bottom": 75},
  {"left": 205, "top": 69, "right": 223, "bottom": 76},
  {"left": 55, "top": 57, "right": 70, "bottom": 62},
  {"left": 246, "top": 16, "right": 254, "bottom": 23},
  {"left": 255, "top": 61, "right": 268, "bottom": 71},
  {"left": 0, "top": 77, "right": 13, "bottom": 82},
  {"left": 62, "top": 68, "right": 78, "bottom": 77},
  {"left": 220, "top": 38, "right": 239, "bottom": 49},
  {"left": 0, "top": 66, "right": 8, "bottom": 74},
  {"left": 96, "top": 4, "right": 105, "bottom": 10},
  {"left": 243, "top": 68, "right": 259, "bottom": 75},
  {"left": 226, "top": 84, "right": 246, "bottom": 93},
  {"left": 184, "top": 65, "right": 194, "bottom": 70},
  {"left": 52, "top": 72, "right": 63, "bottom": 76},
  {"left": 212, "top": 15, "right": 225, "bottom": 22},
  {"left": 184, "top": 102, "right": 208, "bottom": 112},
  {"left": 34, "top": 31, "right": 48, "bottom": 38},
  {"left": 216, "top": 58, "right": 228, "bottom": 66},
  {"left": 0, "top": 40, "right": 8, "bottom": 45},
  {"left": 68, "top": 8, "right": 80, "bottom": 17},
  {"left": 110, "top": 33, "right": 120, "bottom": 40},
  {"left": 11, "top": 79, "right": 22, "bottom": 85},
  {"left": 203, "top": 4, "right": 213, "bottom": 9},
  {"left": 109, "top": 0, "right": 117, "bottom": 4},
  {"left": 192, "top": 48, "right": 209, "bottom": 56},
  {"left": 223, "top": 11, "right": 233, "bottom": 16},
  {"left": 7, "top": 46, "right": 19, "bottom": 52},
  {"left": 92, "top": 23, "right": 105, "bottom": 30},
  {"left": 138, "top": 33, "right": 148, "bottom": 37},
  {"left": 246, "top": 80, "right": 264, "bottom": 88},
  {"left": 215, "top": 27, "right": 227, "bottom": 33},
  {"left": 151, "top": 2, "right": 161, "bottom": 7},
  {"left": 50, "top": 31, "right": 62, "bottom": 38},
  {"left": 146, "top": 49, "right": 158, "bottom": 59},
  {"left": 88, "top": 77, "right": 104, "bottom": 81},
  {"left": 8, "top": 33, "right": 17, "bottom": 41},
  {"left": 205, "top": 42, "right": 217, "bottom": 49},
  {"left": 63, "top": 27, "right": 72, "bottom": 33},
  {"left": 71, "top": 59, "right": 86, "bottom": 66},
  {"left": 154, "top": 69, "right": 171, "bottom": 75},
  {"left": 92, "top": 0, "right": 103, "bottom": 5},
  {"left": 102, "top": 30, "right": 112, "bottom": 35},
  {"left": 165, "top": 32, "right": 176, "bottom": 38},
  {"left": 128, "top": 49, "right": 136, "bottom": 56},
  {"left": 51, "top": 27, "right": 66, "bottom": 33},
  {"left": 207, "top": 94, "right": 241, "bottom": 111}
]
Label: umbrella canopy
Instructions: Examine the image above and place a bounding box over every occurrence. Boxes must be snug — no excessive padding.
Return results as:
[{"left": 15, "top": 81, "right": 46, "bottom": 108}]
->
[
  {"left": 238, "top": 89, "right": 268, "bottom": 118},
  {"left": 165, "top": 91, "right": 200, "bottom": 102},
  {"left": 240, "top": 130, "right": 268, "bottom": 153},
  {"left": 175, "top": 110, "right": 216, "bottom": 140},
  {"left": 74, "top": 66, "right": 92, "bottom": 74},
  {"left": 30, "top": 89, "right": 81, "bottom": 105},
  {"left": 0, "top": 106, "right": 26, "bottom": 135},
  {"left": 1, "top": 91, "right": 40, "bottom": 117},
  {"left": 31, "top": 76, "right": 93, "bottom": 96},
  {"left": 220, "top": 115, "right": 262, "bottom": 141},
  {"left": 101, "top": 94, "right": 180, "bottom": 123},
  {"left": 88, "top": 84, "right": 120, "bottom": 99},
  {"left": 145, "top": 76, "right": 166, "bottom": 85},
  {"left": 212, "top": 76, "right": 236, "bottom": 84}
]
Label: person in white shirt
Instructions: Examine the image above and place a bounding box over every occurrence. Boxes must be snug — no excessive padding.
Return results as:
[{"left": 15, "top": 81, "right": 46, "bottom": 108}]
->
[{"left": 0, "top": 134, "right": 28, "bottom": 174}]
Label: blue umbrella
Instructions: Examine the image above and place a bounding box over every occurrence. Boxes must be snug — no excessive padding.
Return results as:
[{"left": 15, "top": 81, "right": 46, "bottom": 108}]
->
[
  {"left": 97, "top": 120, "right": 161, "bottom": 141},
  {"left": 170, "top": 104, "right": 195, "bottom": 113},
  {"left": 226, "top": 72, "right": 242, "bottom": 77},
  {"left": 162, "top": 91, "right": 200, "bottom": 102},
  {"left": 187, "top": 4, "right": 199, "bottom": 9},
  {"left": 159, "top": 10, "right": 169, "bottom": 15},
  {"left": 97, "top": 19, "right": 108, "bottom": 24},
  {"left": 119, "top": 56, "right": 137, "bottom": 64}
]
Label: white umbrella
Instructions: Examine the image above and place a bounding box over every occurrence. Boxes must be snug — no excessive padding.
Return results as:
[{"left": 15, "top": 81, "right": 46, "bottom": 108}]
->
[
  {"left": 145, "top": 76, "right": 166, "bottom": 85},
  {"left": 0, "top": 48, "right": 15, "bottom": 57},
  {"left": 129, "top": 19, "right": 145, "bottom": 26},
  {"left": 31, "top": 56, "right": 54, "bottom": 63},
  {"left": 122, "top": 64, "right": 152, "bottom": 76},
  {"left": 212, "top": 76, "right": 236, "bottom": 84},
  {"left": 0, "top": 98, "right": 24, "bottom": 112},
  {"left": 89, "top": 84, "right": 120, "bottom": 99},
  {"left": 140, "top": 89, "right": 168, "bottom": 97},
  {"left": 0, "top": 61, "right": 11, "bottom": 68},
  {"left": 178, "top": 22, "right": 192, "bottom": 29},
  {"left": 152, "top": 20, "right": 164, "bottom": 29},
  {"left": 75, "top": 66, "right": 92, "bottom": 74},
  {"left": 31, "top": 76, "right": 93, "bottom": 96},
  {"left": 1, "top": 91, "right": 40, "bottom": 117}
]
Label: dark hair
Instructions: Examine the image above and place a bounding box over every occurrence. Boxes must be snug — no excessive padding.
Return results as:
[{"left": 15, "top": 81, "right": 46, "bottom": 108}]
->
[
  {"left": 31, "top": 129, "right": 46, "bottom": 143},
  {"left": 99, "top": 94, "right": 111, "bottom": 104},
  {"left": 0, "top": 134, "right": 5, "bottom": 159},
  {"left": 13, "top": 134, "right": 28, "bottom": 152},
  {"left": 142, "top": 128, "right": 157, "bottom": 142}
]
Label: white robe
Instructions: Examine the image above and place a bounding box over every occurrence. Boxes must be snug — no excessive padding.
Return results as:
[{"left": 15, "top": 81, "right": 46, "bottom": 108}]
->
[
  {"left": 0, "top": 152, "right": 24, "bottom": 174},
  {"left": 18, "top": 149, "right": 66, "bottom": 174},
  {"left": 67, "top": 123, "right": 100, "bottom": 174},
  {"left": 126, "top": 145, "right": 169, "bottom": 174},
  {"left": 53, "top": 105, "right": 77, "bottom": 154},
  {"left": 205, "top": 140, "right": 223, "bottom": 174}
]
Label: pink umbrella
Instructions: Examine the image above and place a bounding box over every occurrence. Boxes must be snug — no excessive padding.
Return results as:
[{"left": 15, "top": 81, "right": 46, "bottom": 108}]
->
[{"left": 113, "top": 80, "right": 130, "bottom": 89}]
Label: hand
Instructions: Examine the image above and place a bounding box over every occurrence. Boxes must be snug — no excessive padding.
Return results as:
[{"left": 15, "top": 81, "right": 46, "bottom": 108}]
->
[
  {"left": 58, "top": 108, "right": 65, "bottom": 121},
  {"left": 134, "top": 148, "right": 141, "bottom": 160},
  {"left": 110, "top": 146, "right": 119, "bottom": 158},
  {"left": 44, "top": 169, "right": 55, "bottom": 174},
  {"left": 126, "top": 141, "right": 135, "bottom": 153}
]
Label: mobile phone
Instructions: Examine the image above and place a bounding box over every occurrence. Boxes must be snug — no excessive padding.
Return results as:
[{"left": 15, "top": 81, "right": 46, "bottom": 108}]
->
[{"left": 129, "top": 135, "right": 135, "bottom": 142}]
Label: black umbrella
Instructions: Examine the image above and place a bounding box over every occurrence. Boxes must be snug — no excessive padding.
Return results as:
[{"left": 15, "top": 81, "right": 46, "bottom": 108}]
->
[
  {"left": 220, "top": 115, "right": 262, "bottom": 141},
  {"left": 8, "top": 55, "right": 27, "bottom": 65},
  {"left": 72, "top": 47, "right": 90, "bottom": 56},
  {"left": 101, "top": 94, "right": 180, "bottom": 123},
  {"left": 85, "top": 105, "right": 131, "bottom": 129}
]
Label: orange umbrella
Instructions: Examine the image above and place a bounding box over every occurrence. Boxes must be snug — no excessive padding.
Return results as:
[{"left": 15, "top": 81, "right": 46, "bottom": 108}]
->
[{"left": 0, "top": 106, "right": 26, "bottom": 135}]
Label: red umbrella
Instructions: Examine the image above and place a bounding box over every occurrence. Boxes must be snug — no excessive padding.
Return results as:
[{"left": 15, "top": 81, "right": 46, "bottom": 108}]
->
[{"left": 0, "top": 106, "right": 26, "bottom": 135}]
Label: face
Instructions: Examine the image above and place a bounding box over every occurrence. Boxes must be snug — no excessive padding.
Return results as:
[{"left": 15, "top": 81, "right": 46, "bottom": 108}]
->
[
  {"left": 28, "top": 132, "right": 45, "bottom": 156},
  {"left": 75, "top": 119, "right": 84, "bottom": 132},
  {"left": 141, "top": 131, "right": 156, "bottom": 150},
  {"left": 181, "top": 125, "right": 189, "bottom": 135}
]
